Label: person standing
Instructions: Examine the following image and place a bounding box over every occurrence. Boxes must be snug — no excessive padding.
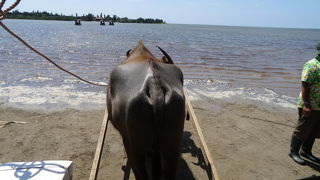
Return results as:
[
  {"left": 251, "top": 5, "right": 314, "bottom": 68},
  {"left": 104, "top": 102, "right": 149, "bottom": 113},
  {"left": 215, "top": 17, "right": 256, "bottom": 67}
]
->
[{"left": 289, "top": 42, "right": 320, "bottom": 165}]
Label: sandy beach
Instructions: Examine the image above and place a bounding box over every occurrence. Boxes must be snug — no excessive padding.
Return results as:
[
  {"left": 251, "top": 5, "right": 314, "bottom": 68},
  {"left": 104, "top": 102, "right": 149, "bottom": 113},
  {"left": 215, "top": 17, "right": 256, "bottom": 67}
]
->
[
  {"left": 191, "top": 98, "right": 320, "bottom": 180},
  {"left": 0, "top": 107, "right": 104, "bottom": 179},
  {"left": 1, "top": 94, "right": 320, "bottom": 180}
]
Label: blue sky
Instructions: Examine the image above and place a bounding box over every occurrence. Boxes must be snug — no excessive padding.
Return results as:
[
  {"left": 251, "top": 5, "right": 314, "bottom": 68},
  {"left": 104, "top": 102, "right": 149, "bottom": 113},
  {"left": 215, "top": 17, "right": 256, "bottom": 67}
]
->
[{"left": 4, "top": 0, "right": 320, "bottom": 29}]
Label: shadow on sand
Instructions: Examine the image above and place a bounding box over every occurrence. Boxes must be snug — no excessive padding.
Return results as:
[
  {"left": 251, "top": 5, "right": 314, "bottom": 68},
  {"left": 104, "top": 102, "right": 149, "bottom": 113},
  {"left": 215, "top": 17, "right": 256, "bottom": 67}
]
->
[
  {"left": 177, "top": 131, "right": 213, "bottom": 180},
  {"left": 296, "top": 160, "right": 320, "bottom": 180},
  {"left": 305, "top": 160, "right": 320, "bottom": 172},
  {"left": 121, "top": 131, "right": 212, "bottom": 180},
  {"left": 297, "top": 175, "right": 320, "bottom": 180}
]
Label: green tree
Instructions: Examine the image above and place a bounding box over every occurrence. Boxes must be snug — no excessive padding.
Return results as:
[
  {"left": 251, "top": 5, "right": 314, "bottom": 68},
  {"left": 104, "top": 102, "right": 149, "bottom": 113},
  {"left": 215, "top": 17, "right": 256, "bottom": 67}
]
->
[
  {"left": 86, "top": 13, "right": 95, "bottom": 21},
  {"left": 137, "top": 17, "right": 144, "bottom": 23},
  {"left": 106, "top": 15, "right": 111, "bottom": 21},
  {"left": 112, "top": 15, "right": 117, "bottom": 22},
  {"left": 6, "top": 10, "right": 165, "bottom": 23}
]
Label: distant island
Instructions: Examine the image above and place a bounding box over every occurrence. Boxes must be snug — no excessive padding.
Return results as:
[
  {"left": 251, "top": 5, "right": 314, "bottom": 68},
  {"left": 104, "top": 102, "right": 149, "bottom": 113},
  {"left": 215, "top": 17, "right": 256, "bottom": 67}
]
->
[{"left": 7, "top": 10, "right": 166, "bottom": 24}]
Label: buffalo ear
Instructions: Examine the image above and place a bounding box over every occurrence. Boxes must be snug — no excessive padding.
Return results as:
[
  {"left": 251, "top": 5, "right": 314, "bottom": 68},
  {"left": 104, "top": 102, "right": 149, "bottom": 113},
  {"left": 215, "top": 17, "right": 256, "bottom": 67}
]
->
[
  {"left": 126, "top": 49, "right": 132, "bottom": 57},
  {"left": 162, "top": 56, "right": 169, "bottom": 63}
]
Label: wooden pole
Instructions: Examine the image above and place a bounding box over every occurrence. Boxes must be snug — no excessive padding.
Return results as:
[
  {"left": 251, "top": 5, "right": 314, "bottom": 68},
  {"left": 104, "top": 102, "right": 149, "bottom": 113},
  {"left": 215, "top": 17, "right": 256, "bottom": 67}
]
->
[
  {"left": 184, "top": 90, "right": 221, "bottom": 180},
  {"left": 89, "top": 108, "right": 109, "bottom": 180}
]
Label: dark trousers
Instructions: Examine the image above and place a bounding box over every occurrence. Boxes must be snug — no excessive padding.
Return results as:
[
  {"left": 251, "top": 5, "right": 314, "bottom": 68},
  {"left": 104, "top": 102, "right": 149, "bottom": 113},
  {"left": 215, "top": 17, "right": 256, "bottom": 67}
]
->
[{"left": 292, "top": 108, "right": 320, "bottom": 141}]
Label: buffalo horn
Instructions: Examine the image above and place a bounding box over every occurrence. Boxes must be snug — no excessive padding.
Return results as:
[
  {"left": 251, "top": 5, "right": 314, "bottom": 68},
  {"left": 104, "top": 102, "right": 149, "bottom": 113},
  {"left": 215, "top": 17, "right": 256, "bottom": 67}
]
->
[
  {"left": 157, "top": 46, "right": 174, "bottom": 64},
  {"left": 126, "top": 49, "right": 132, "bottom": 57}
]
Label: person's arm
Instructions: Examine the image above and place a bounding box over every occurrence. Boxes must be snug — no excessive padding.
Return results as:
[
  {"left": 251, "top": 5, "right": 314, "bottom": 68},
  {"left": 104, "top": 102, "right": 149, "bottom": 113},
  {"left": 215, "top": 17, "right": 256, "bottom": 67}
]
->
[{"left": 301, "top": 81, "right": 312, "bottom": 117}]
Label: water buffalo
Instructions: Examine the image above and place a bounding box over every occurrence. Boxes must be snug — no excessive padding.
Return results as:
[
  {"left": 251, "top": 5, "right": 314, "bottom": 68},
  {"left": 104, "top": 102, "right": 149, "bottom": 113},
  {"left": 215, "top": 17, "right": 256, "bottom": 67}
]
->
[{"left": 107, "top": 42, "right": 186, "bottom": 180}]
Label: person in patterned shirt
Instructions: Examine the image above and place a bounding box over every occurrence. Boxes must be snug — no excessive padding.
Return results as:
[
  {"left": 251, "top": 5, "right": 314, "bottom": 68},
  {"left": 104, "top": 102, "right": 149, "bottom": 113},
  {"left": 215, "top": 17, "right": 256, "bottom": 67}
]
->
[{"left": 289, "top": 42, "right": 320, "bottom": 165}]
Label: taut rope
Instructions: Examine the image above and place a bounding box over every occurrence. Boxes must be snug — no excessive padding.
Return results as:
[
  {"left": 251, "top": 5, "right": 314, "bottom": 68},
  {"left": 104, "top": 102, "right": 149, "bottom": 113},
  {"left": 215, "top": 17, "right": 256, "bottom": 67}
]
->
[{"left": 0, "top": 0, "right": 107, "bottom": 87}]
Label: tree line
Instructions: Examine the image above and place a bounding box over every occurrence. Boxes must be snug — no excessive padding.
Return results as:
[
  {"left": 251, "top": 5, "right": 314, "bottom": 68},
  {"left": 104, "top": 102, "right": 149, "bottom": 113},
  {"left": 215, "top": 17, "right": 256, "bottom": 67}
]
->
[{"left": 6, "top": 10, "right": 166, "bottom": 24}]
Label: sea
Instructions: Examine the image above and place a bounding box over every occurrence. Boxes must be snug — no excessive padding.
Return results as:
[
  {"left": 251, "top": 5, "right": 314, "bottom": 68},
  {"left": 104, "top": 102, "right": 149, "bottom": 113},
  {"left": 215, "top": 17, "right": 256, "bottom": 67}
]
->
[{"left": 1, "top": 19, "right": 320, "bottom": 111}]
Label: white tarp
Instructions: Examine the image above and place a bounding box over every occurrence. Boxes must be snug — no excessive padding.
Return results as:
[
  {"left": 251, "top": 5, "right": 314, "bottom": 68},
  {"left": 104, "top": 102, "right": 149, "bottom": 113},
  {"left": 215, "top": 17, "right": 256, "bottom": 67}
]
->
[{"left": 0, "top": 160, "right": 73, "bottom": 180}]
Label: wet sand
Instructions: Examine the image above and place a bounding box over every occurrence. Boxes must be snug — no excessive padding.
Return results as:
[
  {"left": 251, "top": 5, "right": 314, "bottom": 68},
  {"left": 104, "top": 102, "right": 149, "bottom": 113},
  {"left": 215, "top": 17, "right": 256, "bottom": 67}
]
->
[{"left": 0, "top": 97, "right": 320, "bottom": 179}]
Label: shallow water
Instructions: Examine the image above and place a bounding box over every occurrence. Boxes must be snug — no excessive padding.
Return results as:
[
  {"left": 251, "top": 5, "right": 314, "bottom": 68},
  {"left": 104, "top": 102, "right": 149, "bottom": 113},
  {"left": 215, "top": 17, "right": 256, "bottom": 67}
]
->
[{"left": 1, "top": 19, "right": 320, "bottom": 110}]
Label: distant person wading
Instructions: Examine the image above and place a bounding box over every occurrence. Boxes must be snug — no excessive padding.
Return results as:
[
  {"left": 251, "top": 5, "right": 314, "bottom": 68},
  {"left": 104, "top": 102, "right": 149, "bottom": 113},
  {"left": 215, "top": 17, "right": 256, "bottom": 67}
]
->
[{"left": 289, "top": 42, "right": 320, "bottom": 165}]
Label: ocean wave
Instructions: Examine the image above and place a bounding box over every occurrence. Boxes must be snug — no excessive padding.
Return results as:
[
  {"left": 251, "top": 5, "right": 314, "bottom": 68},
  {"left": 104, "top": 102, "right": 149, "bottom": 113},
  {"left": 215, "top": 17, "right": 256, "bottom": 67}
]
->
[
  {"left": 0, "top": 85, "right": 106, "bottom": 110},
  {"left": 0, "top": 78, "right": 296, "bottom": 111},
  {"left": 184, "top": 79, "right": 296, "bottom": 109},
  {"left": 20, "top": 76, "right": 53, "bottom": 82},
  {"left": 63, "top": 79, "right": 107, "bottom": 86}
]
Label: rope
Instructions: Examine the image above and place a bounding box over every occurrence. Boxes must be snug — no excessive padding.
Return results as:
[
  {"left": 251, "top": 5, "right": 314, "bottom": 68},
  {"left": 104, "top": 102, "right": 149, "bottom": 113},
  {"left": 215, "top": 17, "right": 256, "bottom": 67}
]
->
[
  {"left": 3, "top": 0, "right": 20, "bottom": 13},
  {"left": 0, "top": 0, "right": 20, "bottom": 20},
  {"left": 0, "top": 1, "right": 5, "bottom": 10},
  {"left": 0, "top": 0, "right": 107, "bottom": 87}
]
